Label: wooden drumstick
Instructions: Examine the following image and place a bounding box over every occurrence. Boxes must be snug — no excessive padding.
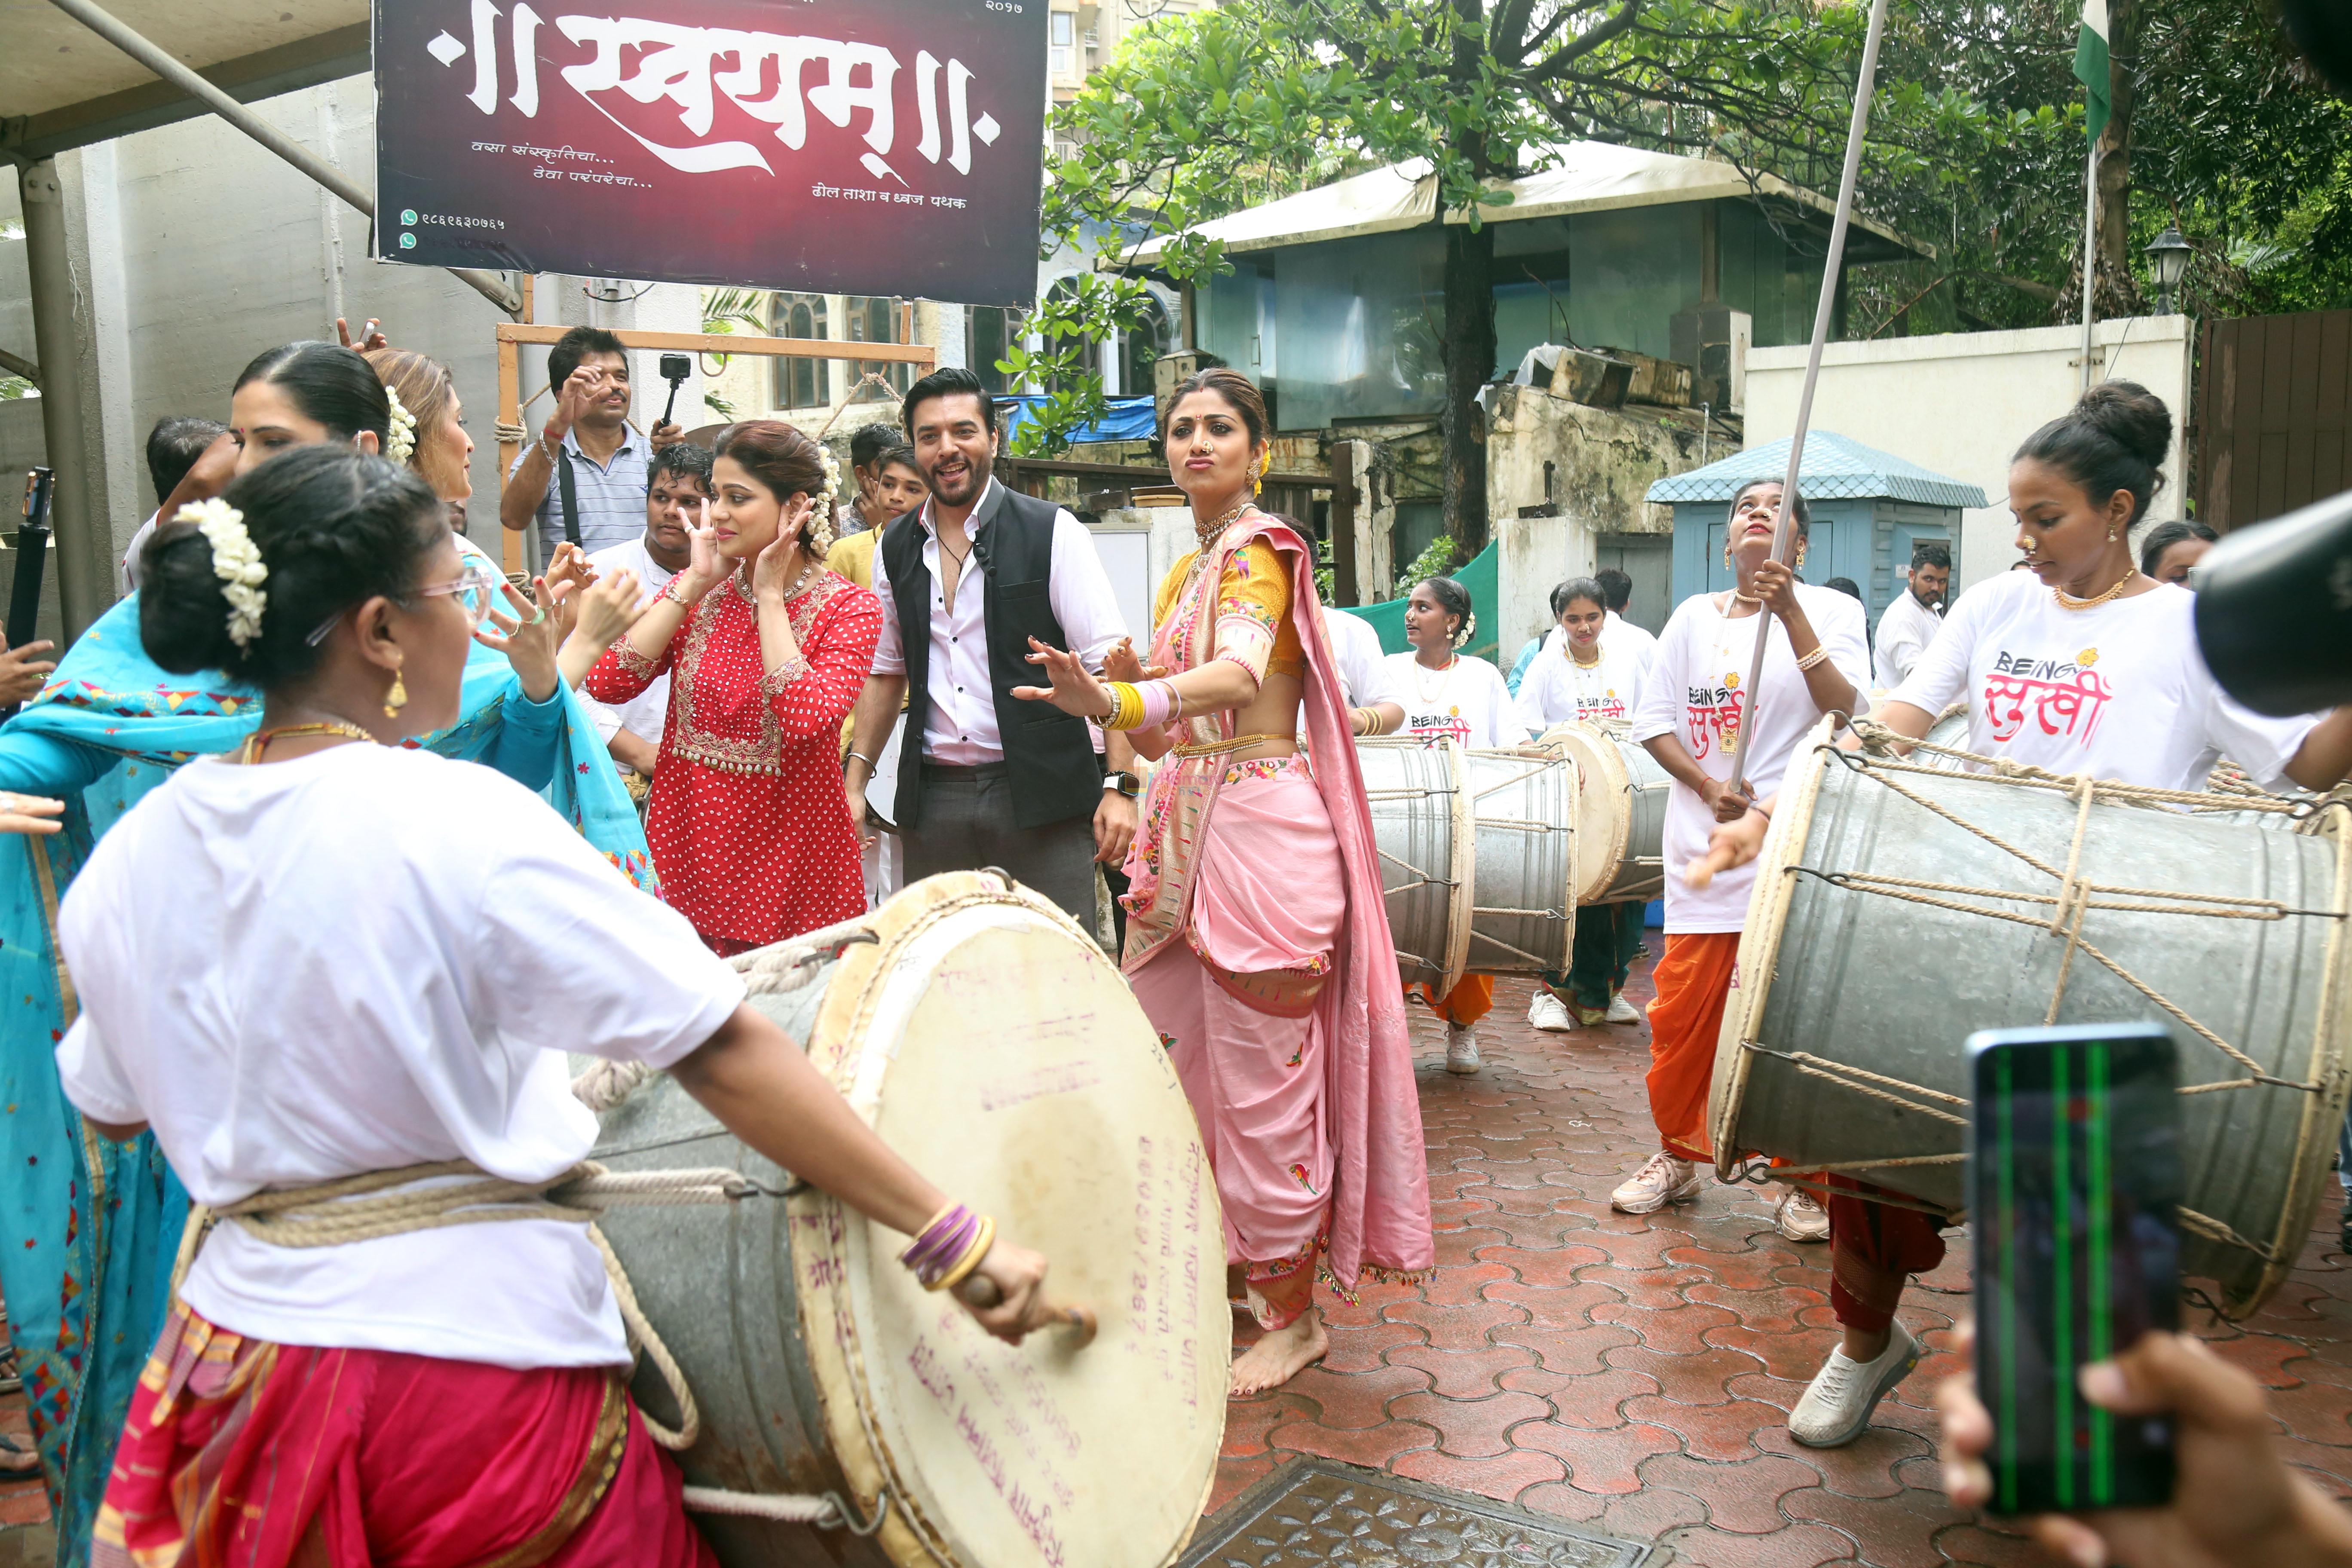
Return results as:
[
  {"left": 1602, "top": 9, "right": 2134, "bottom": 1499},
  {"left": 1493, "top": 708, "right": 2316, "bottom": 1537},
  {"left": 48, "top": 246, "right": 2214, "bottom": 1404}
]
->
[{"left": 956, "top": 1274, "right": 1099, "bottom": 1349}]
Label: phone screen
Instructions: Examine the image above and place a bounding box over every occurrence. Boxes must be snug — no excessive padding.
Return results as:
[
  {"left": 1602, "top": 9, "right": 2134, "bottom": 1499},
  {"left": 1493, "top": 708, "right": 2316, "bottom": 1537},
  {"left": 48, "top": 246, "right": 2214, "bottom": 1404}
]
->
[{"left": 1969, "top": 1023, "right": 2179, "bottom": 1516}]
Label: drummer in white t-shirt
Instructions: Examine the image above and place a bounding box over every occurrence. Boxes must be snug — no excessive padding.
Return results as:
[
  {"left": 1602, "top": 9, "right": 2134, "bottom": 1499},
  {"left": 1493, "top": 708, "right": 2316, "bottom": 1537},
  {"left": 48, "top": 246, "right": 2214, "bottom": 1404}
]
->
[
  {"left": 1696, "top": 383, "right": 2352, "bottom": 1455},
  {"left": 1513, "top": 577, "right": 1653, "bottom": 1033},
  {"left": 1619, "top": 481, "right": 1869, "bottom": 1240},
  {"left": 1384, "top": 575, "right": 1516, "bottom": 1076},
  {"left": 1325, "top": 605, "right": 1406, "bottom": 737}
]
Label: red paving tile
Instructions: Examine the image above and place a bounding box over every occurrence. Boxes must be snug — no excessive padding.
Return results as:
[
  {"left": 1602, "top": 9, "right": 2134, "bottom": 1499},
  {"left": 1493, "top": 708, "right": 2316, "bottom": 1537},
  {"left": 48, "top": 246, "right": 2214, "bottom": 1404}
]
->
[{"left": 1200, "top": 969, "right": 2352, "bottom": 1567}]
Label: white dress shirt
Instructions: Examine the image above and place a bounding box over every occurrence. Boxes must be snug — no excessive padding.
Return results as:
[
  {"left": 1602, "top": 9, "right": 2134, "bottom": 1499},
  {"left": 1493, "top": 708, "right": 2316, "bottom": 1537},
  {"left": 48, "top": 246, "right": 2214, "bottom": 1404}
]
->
[
  {"left": 1873, "top": 587, "right": 1943, "bottom": 692},
  {"left": 870, "top": 479, "right": 1127, "bottom": 766},
  {"left": 580, "top": 536, "right": 678, "bottom": 766}
]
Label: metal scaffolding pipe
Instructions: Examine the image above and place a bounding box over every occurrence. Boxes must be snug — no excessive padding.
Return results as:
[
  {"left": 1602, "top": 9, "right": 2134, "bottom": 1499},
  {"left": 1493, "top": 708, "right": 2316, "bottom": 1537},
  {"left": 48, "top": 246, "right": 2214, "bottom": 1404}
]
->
[
  {"left": 40, "top": 0, "right": 523, "bottom": 316},
  {"left": 17, "top": 159, "right": 109, "bottom": 641}
]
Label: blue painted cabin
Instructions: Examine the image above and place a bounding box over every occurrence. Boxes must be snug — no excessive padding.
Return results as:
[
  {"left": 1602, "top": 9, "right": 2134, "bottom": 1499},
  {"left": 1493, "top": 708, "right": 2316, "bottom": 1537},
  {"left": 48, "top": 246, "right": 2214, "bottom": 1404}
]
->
[{"left": 1645, "top": 434, "right": 1987, "bottom": 621}]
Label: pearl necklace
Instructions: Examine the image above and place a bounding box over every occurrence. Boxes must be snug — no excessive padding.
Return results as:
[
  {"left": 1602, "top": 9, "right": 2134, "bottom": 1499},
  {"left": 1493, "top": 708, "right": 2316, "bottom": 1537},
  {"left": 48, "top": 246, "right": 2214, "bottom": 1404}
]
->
[{"left": 2053, "top": 567, "right": 2138, "bottom": 610}]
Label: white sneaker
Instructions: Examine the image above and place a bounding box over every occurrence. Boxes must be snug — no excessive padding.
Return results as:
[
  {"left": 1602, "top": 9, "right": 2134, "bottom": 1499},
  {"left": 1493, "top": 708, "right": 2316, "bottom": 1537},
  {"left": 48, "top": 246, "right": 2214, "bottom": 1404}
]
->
[
  {"left": 1444, "top": 1022, "right": 1481, "bottom": 1075},
  {"left": 1527, "top": 992, "right": 1573, "bottom": 1032},
  {"left": 1605, "top": 995, "right": 1642, "bottom": 1025},
  {"left": 1775, "top": 1188, "right": 1831, "bottom": 1243},
  {"left": 1789, "top": 1320, "right": 1922, "bottom": 1448},
  {"left": 1610, "top": 1151, "right": 1701, "bottom": 1214}
]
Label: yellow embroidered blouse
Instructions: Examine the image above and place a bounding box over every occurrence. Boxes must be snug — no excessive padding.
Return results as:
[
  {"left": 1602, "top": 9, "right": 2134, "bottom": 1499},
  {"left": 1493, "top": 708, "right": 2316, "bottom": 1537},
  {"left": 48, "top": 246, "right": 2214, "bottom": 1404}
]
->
[{"left": 1155, "top": 542, "right": 1306, "bottom": 683}]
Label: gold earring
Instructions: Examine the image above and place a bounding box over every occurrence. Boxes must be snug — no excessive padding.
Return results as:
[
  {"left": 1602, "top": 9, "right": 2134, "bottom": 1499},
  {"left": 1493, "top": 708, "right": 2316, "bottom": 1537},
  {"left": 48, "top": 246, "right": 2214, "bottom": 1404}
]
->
[
  {"left": 384, "top": 671, "right": 407, "bottom": 717},
  {"left": 1252, "top": 451, "right": 1267, "bottom": 498}
]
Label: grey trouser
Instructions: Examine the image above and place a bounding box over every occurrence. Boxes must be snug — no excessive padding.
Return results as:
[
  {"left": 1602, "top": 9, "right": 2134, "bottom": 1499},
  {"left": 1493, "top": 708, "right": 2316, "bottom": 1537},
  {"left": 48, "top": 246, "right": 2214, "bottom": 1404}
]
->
[{"left": 899, "top": 763, "right": 1098, "bottom": 928}]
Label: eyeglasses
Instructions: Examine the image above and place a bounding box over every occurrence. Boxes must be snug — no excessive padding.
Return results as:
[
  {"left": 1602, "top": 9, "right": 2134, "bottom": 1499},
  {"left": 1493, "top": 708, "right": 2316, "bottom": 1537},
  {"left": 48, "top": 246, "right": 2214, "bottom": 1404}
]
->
[{"left": 305, "top": 557, "right": 507, "bottom": 646}]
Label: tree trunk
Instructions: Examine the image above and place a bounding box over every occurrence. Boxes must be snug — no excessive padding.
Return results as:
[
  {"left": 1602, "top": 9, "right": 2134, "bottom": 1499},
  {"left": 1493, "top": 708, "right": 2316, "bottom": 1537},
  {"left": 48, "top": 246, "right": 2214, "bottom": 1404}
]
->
[
  {"left": 2095, "top": 0, "right": 2144, "bottom": 305},
  {"left": 1440, "top": 220, "right": 1495, "bottom": 559}
]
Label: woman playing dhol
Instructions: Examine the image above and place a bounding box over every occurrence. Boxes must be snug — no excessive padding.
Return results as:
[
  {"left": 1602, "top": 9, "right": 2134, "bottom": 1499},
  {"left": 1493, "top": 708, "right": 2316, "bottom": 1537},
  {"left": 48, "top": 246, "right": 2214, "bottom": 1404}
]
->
[
  {"left": 573, "top": 420, "right": 879, "bottom": 952},
  {"left": 1382, "top": 575, "right": 1516, "bottom": 1075},
  {"left": 0, "top": 341, "right": 645, "bottom": 1558},
  {"left": 1618, "top": 479, "right": 1869, "bottom": 1245},
  {"left": 24, "top": 445, "right": 1052, "bottom": 1563},
  {"left": 1014, "top": 368, "right": 1433, "bottom": 1396}
]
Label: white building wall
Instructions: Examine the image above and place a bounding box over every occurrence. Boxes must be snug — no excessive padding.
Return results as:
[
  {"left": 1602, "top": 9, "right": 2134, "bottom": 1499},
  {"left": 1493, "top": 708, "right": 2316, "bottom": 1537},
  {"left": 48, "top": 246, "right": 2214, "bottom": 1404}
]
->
[{"left": 1745, "top": 316, "right": 2194, "bottom": 594}]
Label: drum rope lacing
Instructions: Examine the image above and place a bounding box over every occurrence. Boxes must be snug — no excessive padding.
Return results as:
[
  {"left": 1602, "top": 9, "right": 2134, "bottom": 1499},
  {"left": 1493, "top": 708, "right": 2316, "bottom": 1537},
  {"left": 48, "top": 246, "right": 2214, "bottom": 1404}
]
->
[
  {"left": 167, "top": 917, "right": 893, "bottom": 1536},
  {"left": 1727, "top": 717, "right": 2352, "bottom": 1259}
]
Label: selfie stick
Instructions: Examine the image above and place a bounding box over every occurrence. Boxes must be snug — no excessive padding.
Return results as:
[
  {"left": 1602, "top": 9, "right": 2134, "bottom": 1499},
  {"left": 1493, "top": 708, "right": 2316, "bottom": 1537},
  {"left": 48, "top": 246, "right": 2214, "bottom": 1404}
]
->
[
  {"left": 660, "top": 368, "right": 687, "bottom": 430},
  {"left": 9, "top": 469, "right": 53, "bottom": 653},
  {"left": 1722, "top": 0, "right": 1890, "bottom": 795}
]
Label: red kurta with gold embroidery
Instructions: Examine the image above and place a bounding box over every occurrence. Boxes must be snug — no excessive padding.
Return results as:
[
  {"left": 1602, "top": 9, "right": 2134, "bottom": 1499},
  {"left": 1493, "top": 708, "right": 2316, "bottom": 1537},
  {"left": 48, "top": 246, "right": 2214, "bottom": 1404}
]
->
[{"left": 587, "top": 570, "right": 880, "bottom": 950}]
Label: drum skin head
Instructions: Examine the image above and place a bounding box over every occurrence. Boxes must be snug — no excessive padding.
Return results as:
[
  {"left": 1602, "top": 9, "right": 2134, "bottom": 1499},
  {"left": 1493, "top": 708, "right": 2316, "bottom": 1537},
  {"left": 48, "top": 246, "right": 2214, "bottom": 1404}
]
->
[
  {"left": 1543, "top": 724, "right": 1629, "bottom": 906},
  {"left": 793, "top": 873, "right": 1230, "bottom": 1568}
]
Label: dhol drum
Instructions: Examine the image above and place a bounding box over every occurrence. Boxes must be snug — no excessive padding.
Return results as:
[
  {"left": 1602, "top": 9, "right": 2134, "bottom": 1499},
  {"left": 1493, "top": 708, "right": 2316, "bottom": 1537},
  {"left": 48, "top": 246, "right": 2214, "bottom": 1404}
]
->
[
  {"left": 1355, "top": 736, "right": 1472, "bottom": 992},
  {"left": 1539, "top": 722, "right": 1669, "bottom": 905},
  {"left": 583, "top": 872, "right": 1229, "bottom": 1567},
  {"left": 1708, "top": 720, "right": 2352, "bottom": 1313},
  {"left": 1461, "top": 746, "right": 1580, "bottom": 974}
]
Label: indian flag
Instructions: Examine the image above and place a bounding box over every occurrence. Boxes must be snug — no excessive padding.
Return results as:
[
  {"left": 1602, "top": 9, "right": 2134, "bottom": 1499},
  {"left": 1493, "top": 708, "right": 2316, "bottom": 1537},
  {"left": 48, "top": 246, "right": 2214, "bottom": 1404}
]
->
[{"left": 2074, "top": 0, "right": 2111, "bottom": 143}]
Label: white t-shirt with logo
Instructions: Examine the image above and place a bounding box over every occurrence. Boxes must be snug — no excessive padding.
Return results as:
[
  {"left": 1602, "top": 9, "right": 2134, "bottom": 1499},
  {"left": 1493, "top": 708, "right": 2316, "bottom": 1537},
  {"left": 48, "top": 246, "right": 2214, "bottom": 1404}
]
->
[
  {"left": 1386, "top": 651, "right": 1518, "bottom": 750},
  {"left": 1887, "top": 570, "right": 2316, "bottom": 792},
  {"left": 1630, "top": 585, "right": 1872, "bottom": 932},
  {"left": 1514, "top": 638, "right": 1648, "bottom": 735}
]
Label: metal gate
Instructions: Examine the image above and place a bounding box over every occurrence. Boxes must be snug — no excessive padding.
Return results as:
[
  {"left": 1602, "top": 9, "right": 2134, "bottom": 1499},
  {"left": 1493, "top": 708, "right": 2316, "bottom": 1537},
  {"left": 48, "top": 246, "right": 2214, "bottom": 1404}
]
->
[{"left": 2195, "top": 310, "right": 2352, "bottom": 530}]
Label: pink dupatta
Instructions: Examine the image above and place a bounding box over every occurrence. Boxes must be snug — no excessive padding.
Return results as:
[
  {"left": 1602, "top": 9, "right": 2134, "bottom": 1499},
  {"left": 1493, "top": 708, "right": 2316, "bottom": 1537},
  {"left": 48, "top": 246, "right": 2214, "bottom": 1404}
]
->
[{"left": 1121, "top": 510, "right": 1435, "bottom": 1288}]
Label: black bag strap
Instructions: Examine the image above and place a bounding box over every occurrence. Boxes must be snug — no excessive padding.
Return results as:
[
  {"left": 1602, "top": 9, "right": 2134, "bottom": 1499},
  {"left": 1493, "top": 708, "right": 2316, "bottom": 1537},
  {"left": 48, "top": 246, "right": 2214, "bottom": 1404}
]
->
[{"left": 555, "top": 444, "right": 582, "bottom": 549}]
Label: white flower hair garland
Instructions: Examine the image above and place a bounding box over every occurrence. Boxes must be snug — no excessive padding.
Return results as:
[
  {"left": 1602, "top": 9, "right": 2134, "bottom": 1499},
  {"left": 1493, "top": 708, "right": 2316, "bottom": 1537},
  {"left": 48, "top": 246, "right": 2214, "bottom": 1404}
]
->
[
  {"left": 383, "top": 384, "right": 418, "bottom": 467},
  {"left": 808, "top": 440, "right": 843, "bottom": 553},
  {"left": 180, "top": 497, "right": 268, "bottom": 649}
]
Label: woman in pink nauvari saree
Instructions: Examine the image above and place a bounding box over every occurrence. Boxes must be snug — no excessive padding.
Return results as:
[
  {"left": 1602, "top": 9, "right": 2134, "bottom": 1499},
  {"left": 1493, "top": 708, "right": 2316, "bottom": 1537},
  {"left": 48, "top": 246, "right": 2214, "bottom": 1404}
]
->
[{"left": 1015, "top": 368, "right": 1434, "bottom": 1395}]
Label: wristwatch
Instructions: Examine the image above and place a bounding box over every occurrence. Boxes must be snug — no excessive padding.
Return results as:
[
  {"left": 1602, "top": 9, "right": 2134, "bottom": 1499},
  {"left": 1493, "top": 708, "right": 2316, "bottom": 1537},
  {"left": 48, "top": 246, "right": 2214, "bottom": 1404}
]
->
[{"left": 1104, "top": 770, "right": 1141, "bottom": 797}]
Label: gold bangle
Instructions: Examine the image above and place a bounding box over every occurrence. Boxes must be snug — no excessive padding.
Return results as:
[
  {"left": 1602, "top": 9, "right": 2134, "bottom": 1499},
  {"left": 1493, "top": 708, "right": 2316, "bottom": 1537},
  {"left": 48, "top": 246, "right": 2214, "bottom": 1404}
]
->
[
  {"left": 931, "top": 1214, "right": 995, "bottom": 1293},
  {"left": 1794, "top": 646, "right": 1829, "bottom": 671},
  {"left": 1102, "top": 680, "right": 1141, "bottom": 731}
]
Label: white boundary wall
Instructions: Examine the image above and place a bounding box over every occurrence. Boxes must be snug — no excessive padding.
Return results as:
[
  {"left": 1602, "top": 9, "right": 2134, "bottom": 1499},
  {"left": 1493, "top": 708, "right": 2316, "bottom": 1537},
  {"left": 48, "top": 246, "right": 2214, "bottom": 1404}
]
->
[{"left": 1746, "top": 316, "right": 2193, "bottom": 594}]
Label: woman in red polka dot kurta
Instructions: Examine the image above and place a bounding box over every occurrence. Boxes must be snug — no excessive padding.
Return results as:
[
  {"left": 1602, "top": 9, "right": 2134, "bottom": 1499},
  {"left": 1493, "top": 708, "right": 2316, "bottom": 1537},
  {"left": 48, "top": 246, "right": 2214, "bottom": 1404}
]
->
[{"left": 582, "top": 421, "right": 879, "bottom": 954}]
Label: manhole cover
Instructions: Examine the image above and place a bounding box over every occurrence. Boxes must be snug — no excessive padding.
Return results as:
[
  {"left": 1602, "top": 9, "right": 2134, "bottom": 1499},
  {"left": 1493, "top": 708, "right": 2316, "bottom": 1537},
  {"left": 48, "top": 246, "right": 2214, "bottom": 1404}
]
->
[{"left": 1180, "top": 1458, "right": 1654, "bottom": 1568}]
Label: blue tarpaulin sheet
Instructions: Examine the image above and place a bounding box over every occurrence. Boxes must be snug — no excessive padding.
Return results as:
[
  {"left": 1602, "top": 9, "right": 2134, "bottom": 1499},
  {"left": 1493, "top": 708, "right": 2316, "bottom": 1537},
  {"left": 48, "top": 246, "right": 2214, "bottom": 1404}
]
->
[{"left": 996, "top": 395, "right": 1158, "bottom": 447}]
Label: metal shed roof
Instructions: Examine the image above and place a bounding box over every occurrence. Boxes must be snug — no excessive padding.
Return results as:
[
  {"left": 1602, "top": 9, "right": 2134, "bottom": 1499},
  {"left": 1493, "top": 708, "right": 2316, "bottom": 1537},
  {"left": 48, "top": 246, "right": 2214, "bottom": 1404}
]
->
[
  {"left": 1115, "top": 141, "right": 1923, "bottom": 267},
  {"left": 1, "top": 0, "right": 367, "bottom": 162},
  {"left": 1646, "top": 432, "right": 1990, "bottom": 509}
]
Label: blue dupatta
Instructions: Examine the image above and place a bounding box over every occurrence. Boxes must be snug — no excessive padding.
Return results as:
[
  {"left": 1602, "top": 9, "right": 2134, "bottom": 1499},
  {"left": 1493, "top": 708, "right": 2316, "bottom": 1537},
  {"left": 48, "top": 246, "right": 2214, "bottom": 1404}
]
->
[{"left": 0, "top": 594, "right": 655, "bottom": 1563}]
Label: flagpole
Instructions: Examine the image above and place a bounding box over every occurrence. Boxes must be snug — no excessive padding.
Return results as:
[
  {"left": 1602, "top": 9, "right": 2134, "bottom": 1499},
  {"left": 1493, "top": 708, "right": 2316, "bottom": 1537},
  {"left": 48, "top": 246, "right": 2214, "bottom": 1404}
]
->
[
  {"left": 2079, "top": 142, "right": 2099, "bottom": 392},
  {"left": 1718, "top": 0, "right": 1890, "bottom": 797}
]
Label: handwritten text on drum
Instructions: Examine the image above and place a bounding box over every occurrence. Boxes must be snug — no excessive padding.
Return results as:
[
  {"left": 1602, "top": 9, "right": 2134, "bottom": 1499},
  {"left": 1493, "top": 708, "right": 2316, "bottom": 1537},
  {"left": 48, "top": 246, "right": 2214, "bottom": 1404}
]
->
[
  {"left": 1133, "top": 1134, "right": 1205, "bottom": 1407},
  {"left": 918, "top": 1305, "right": 1075, "bottom": 1566},
  {"left": 432, "top": 6, "right": 1007, "bottom": 184},
  {"left": 1983, "top": 655, "right": 2114, "bottom": 744}
]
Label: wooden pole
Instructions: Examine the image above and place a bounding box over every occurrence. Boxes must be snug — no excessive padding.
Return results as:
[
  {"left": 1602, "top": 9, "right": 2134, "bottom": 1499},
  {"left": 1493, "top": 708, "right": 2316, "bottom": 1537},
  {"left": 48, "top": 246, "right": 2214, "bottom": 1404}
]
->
[
  {"left": 496, "top": 333, "right": 524, "bottom": 578},
  {"left": 1721, "top": 0, "right": 1890, "bottom": 792}
]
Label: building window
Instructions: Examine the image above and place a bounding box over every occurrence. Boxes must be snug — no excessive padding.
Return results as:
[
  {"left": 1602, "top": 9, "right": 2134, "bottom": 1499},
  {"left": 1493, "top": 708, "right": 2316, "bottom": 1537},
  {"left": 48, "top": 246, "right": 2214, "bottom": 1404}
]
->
[
  {"left": 844, "top": 296, "right": 915, "bottom": 398},
  {"left": 771, "top": 293, "right": 828, "bottom": 410},
  {"left": 968, "top": 306, "right": 1023, "bottom": 395},
  {"left": 1049, "top": 10, "right": 1074, "bottom": 76},
  {"left": 1122, "top": 292, "right": 1173, "bottom": 395}
]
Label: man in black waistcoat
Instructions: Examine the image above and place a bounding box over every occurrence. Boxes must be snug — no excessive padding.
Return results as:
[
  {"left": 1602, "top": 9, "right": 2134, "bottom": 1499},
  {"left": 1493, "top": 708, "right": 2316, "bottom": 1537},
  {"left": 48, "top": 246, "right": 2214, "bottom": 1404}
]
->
[{"left": 843, "top": 368, "right": 1139, "bottom": 928}]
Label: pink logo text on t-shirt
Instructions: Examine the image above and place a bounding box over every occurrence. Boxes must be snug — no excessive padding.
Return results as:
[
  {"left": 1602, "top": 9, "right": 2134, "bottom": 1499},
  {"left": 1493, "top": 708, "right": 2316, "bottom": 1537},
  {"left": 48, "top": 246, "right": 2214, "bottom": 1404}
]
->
[{"left": 1984, "top": 651, "right": 2113, "bottom": 744}]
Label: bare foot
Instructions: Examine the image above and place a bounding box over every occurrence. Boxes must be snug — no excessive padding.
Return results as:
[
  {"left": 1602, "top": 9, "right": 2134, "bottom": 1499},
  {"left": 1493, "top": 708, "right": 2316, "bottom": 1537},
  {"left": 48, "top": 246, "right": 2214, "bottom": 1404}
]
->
[{"left": 1229, "top": 1308, "right": 1327, "bottom": 1397}]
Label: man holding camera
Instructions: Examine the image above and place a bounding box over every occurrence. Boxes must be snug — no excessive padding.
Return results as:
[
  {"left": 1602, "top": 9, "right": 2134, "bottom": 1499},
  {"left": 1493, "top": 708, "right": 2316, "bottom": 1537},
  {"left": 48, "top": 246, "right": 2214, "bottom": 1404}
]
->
[{"left": 500, "top": 326, "right": 685, "bottom": 561}]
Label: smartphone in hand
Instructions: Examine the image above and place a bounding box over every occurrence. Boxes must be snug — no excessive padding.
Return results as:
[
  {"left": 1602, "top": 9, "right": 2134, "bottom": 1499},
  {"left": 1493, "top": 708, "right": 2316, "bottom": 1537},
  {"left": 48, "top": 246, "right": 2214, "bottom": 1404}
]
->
[{"left": 1969, "top": 1022, "right": 2179, "bottom": 1516}]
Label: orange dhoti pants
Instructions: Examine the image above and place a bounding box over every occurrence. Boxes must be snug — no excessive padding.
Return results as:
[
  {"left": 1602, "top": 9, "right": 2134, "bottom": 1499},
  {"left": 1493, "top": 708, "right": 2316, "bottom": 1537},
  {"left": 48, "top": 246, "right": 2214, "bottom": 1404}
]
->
[
  {"left": 1827, "top": 1179, "right": 1949, "bottom": 1332},
  {"left": 1643, "top": 932, "right": 1739, "bottom": 1162},
  {"left": 1414, "top": 974, "right": 1495, "bottom": 1027}
]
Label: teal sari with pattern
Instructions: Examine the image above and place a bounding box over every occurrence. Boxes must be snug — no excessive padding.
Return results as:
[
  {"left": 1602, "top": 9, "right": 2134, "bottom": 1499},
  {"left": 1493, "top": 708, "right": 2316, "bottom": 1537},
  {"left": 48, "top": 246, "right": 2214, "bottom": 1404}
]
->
[{"left": 0, "top": 594, "right": 655, "bottom": 1564}]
